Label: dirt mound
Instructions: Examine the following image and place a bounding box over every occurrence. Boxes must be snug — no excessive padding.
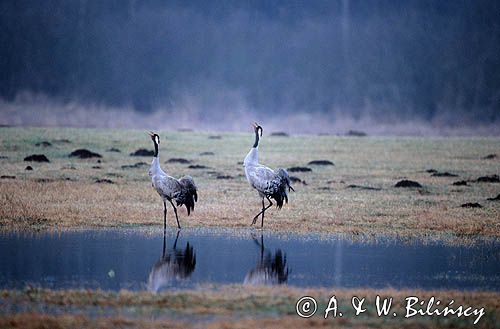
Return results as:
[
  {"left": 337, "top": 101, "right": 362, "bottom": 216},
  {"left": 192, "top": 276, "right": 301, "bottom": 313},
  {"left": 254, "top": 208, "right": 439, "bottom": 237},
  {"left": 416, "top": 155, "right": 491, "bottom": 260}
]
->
[
  {"left": 395, "top": 180, "right": 422, "bottom": 188},
  {"left": 425, "top": 169, "right": 438, "bottom": 173},
  {"left": 461, "top": 202, "right": 482, "bottom": 208},
  {"left": 106, "top": 148, "right": 121, "bottom": 152},
  {"left": 95, "top": 178, "right": 114, "bottom": 184},
  {"left": 188, "top": 164, "right": 209, "bottom": 169},
  {"left": 167, "top": 158, "right": 191, "bottom": 164},
  {"left": 35, "top": 178, "right": 54, "bottom": 183},
  {"left": 347, "top": 184, "right": 381, "bottom": 191},
  {"left": 70, "top": 149, "right": 102, "bottom": 158},
  {"left": 487, "top": 194, "right": 500, "bottom": 201},
  {"left": 208, "top": 135, "right": 222, "bottom": 139},
  {"left": 200, "top": 151, "right": 214, "bottom": 156},
  {"left": 35, "top": 141, "right": 52, "bottom": 147},
  {"left": 130, "top": 149, "right": 154, "bottom": 156},
  {"left": 452, "top": 180, "right": 467, "bottom": 186},
  {"left": 287, "top": 166, "right": 312, "bottom": 172},
  {"left": 346, "top": 130, "right": 367, "bottom": 137},
  {"left": 308, "top": 160, "right": 334, "bottom": 166},
  {"left": 107, "top": 173, "right": 123, "bottom": 178},
  {"left": 476, "top": 175, "right": 499, "bottom": 183},
  {"left": 1, "top": 175, "right": 15, "bottom": 179},
  {"left": 483, "top": 154, "right": 497, "bottom": 159},
  {"left": 121, "top": 162, "right": 148, "bottom": 169},
  {"left": 270, "top": 132, "right": 289, "bottom": 137},
  {"left": 216, "top": 175, "right": 233, "bottom": 179},
  {"left": 24, "top": 154, "right": 50, "bottom": 162},
  {"left": 431, "top": 172, "right": 458, "bottom": 177},
  {"left": 25, "top": 166, "right": 33, "bottom": 171}
]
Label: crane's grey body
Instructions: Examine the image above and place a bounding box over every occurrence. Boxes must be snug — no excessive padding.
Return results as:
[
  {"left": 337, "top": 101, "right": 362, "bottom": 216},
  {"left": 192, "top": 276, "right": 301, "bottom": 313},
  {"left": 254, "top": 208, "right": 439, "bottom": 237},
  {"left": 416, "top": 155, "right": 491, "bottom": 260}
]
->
[
  {"left": 148, "top": 132, "right": 198, "bottom": 229},
  {"left": 244, "top": 123, "right": 294, "bottom": 227},
  {"left": 150, "top": 159, "right": 197, "bottom": 211},
  {"left": 245, "top": 160, "right": 291, "bottom": 203}
]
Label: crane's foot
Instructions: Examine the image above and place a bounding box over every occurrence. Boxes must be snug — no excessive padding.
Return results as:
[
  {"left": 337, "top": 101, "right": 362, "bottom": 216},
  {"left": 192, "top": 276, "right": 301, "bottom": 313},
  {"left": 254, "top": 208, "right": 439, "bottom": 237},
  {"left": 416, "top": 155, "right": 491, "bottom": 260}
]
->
[{"left": 251, "top": 216, "right": 259, "bottom": 226}]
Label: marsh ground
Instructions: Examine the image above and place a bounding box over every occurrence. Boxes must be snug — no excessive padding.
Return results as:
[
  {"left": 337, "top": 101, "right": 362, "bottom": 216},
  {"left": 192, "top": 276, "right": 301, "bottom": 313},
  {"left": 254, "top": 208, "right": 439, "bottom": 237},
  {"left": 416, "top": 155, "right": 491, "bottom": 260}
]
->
[
  {"left": 1, "top": 286, "right": 499, "bottom": 328},
  {"left": 0, "top": 127, "right": 499, "bottom": 328},
  {"left": 0, "top": 127, "right": 498, "bottom": 237}
]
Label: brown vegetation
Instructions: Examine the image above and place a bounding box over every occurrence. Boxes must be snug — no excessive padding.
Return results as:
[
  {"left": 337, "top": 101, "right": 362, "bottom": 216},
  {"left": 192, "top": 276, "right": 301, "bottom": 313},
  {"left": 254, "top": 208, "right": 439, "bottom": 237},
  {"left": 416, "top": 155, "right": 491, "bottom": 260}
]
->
[
  {"left": 0, "top": 128, "right": 499, "bottom": 237},
  {"left": 1, "top": 286, "right": 498, "bottom": 328}
]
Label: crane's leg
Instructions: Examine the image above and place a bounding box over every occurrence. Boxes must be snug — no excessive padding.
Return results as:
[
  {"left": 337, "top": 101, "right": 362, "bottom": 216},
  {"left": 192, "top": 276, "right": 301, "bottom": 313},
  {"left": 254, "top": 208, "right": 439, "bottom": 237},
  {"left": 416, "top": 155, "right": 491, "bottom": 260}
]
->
[
  {"left": 261, "top": 196, "right": 273, "bottom": 228},
  {"left": 163, "top": 201, "right": 167, "bottom": 231},
  {"left": 261, "top": 198, "right": 265, "bottom": 227},
  {"left": 162, "top": 229, "right": 167, "bottom": 258},
  {"left": 168, "top": 199, "right": 181, "bottom": 229},
  {"left": 251, "top": 198, "right": 265, "bottom": 225},
  {"left": 252, "top": 197, "right": 273, "bottom": 226}
]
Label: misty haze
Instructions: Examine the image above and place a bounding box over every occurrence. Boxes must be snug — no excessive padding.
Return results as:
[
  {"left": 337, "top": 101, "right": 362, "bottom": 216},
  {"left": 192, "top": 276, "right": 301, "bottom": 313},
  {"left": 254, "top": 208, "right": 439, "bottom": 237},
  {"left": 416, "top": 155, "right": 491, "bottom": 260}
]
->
[{"left": 1, "top": 0, "right": 499, "bottom": 134}]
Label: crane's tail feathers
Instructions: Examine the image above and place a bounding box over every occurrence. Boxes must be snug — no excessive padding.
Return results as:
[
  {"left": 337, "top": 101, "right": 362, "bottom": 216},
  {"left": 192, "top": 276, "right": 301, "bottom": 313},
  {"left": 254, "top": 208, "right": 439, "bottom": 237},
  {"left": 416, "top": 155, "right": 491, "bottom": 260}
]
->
[
  {"left": 268, "top": 168, "right": 293, "bottom": 209},
  {"left": 176, "top": 176, "right": 198, "bottom": 216}
]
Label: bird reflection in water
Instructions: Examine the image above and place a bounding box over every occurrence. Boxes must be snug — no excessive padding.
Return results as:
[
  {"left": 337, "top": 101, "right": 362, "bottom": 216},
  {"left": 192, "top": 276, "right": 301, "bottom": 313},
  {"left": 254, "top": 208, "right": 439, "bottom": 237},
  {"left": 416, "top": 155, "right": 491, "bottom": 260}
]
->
[
  {"left": 244, "top": 233, "right": 289, "bottom": 285},
  {"left": 147, "top": 230, "right": 196, "bottom": 292}
]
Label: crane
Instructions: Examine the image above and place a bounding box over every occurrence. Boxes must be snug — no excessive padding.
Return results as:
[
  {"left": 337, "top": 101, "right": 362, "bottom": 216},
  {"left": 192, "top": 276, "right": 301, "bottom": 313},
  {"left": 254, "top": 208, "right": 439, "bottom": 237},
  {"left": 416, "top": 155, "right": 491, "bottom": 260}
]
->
[
  {"left": 148, "top": 131, "right": 198, "bottom": 230},
  {"left": 243, "top": 122, "right": 294, "bottom": 227}
]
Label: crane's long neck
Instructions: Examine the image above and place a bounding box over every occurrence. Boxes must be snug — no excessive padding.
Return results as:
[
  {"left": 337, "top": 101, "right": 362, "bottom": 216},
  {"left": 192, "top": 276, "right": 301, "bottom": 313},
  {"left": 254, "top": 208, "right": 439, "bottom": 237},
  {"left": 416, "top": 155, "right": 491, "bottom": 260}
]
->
[
  {"left": 150, "top": 139, "right": 164, "bottom": 176},
  {"left": 244, "top": 138, "right": 259, "bottom": 166},
  {"left": 153, "top": 140, "right": 159, "bottom": 157},
  {"left": 253, "top": 129, "right": 260, "bottom": 148}
]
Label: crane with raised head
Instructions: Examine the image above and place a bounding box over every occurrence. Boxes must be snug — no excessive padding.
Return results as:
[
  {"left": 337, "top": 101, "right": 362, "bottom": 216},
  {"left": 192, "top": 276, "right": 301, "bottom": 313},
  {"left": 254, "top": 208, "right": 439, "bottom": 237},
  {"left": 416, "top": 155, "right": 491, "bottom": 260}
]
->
[
  {"left": 243, "top": 122, "right": 294, "bottom": 227},
  {"left": 148, "top": 132, "right": 198, "bottom": 230}
]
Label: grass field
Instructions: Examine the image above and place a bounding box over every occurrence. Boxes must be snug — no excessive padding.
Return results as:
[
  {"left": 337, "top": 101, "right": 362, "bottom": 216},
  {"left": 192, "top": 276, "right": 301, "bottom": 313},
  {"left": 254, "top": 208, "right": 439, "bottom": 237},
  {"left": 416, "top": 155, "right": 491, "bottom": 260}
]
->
[
  {"left": 1, "top": 286, "right": 499, "bottom": 329},
  {"left": 0, "top": 127, "right": 499, "bottom": 237}
]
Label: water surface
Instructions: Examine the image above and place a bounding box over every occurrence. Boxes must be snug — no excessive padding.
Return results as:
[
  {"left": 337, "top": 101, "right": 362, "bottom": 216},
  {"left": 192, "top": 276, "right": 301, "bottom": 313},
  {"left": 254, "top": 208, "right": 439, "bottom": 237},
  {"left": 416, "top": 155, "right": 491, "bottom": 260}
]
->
[{"left": 0, "top": 228, "right": 498, "bottom": 292}]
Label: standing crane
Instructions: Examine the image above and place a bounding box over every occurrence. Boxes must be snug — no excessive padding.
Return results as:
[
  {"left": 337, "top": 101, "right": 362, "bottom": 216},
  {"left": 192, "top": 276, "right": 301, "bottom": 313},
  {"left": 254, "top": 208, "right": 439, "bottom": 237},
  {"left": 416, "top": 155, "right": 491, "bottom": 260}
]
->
[
  {"left": 148, "top": 132, "right": 198, "bottom": 230},
  {"left": 243, "top": 122, "right": 294, "bottom": 227}
]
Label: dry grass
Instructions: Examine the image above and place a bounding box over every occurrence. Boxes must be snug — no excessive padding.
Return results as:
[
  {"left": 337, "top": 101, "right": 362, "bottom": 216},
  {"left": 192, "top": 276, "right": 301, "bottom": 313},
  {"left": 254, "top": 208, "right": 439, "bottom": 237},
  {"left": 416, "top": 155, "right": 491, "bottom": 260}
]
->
[
  {"left": 0, "top": 313, "right": 495, "bottom": 329},
  {"left": 1, "top": 286, "right": 499, "bottom": 328},
  {"left": 0, "top": 127, "right": 499, "bottom": 237},
  {"left": 0, "top": 313, "right": 189, "bottom": 329}
]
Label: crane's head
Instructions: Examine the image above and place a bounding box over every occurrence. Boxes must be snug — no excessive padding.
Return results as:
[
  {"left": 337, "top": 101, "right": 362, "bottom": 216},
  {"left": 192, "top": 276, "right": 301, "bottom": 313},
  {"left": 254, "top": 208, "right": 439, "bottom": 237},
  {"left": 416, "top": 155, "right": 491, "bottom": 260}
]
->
[
  {"left": 252, "top": 122, "right": 263, "bottom": 137},
  {"left": 148, "top": 131, "right": 160, "bottom": 145}
]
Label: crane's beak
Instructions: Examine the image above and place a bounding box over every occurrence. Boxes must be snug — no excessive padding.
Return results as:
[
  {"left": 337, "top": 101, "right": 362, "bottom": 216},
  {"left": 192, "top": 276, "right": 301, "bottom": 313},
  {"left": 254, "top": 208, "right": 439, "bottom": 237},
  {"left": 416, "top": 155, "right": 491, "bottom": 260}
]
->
[{"left": 147, "top": 131, "right": 155, "bottom": 137}]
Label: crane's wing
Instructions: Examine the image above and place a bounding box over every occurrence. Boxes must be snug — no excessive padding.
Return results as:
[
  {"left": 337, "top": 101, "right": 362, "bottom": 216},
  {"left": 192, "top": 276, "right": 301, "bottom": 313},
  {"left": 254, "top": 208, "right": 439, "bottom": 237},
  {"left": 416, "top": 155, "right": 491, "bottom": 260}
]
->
[
  {"left": 153, "top": 174, "right": 182, "bottom": 199},
  {"left": 246, "top": 165, "right": 277, "bottom": 192},
  {"left": 176, "top": 175, "right": 198, "bottom": 215},
  {"left": 266, "top": 168, "right": 294, "bottom": 208}
]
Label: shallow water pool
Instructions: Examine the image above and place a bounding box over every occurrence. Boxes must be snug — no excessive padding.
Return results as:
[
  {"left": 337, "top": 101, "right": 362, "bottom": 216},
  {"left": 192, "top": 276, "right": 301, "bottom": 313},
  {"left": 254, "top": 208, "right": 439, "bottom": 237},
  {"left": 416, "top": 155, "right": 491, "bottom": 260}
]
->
[{"left": 0, "top": 228, "right": 498, "bottom": 292}]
